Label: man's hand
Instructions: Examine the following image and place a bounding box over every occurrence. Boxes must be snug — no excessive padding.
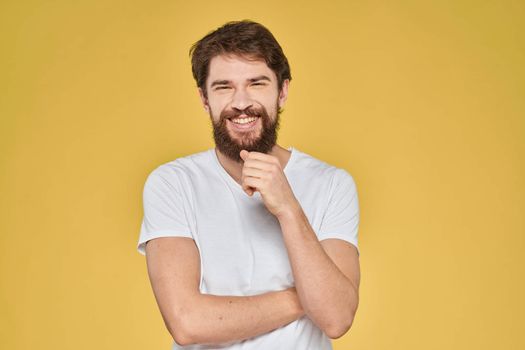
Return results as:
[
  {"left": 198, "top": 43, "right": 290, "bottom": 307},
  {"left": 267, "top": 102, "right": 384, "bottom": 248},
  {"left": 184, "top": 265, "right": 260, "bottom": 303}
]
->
[{"left": 239, "top": 150, "right": 300, "bottom": 217}]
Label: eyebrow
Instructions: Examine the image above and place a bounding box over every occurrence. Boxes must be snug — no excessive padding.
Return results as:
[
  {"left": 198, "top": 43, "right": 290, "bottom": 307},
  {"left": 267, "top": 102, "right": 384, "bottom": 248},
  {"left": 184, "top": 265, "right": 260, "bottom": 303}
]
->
[
  {"left": 210, "top": 75, "right": 272, "bottom": 88},
  {"left": 247, "top": 75, "right": 272, "bottom": 83},
  {"left": 210, "top": 80, "right": 231, "bottom": 88}
]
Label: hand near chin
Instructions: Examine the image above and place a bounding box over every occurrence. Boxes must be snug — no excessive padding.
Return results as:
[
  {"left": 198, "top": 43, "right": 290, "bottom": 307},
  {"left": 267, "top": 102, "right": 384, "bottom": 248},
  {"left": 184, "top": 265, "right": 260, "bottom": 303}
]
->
[{"left": 239, "top": 149, "right": 299, "bottom": 218}]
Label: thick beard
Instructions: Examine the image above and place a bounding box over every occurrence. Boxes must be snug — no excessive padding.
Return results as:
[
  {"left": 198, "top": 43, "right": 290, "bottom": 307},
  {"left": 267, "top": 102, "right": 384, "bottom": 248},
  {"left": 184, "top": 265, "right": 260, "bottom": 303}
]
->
[{"left": 211, "top": 103, "right": 281, "bottom": 162}]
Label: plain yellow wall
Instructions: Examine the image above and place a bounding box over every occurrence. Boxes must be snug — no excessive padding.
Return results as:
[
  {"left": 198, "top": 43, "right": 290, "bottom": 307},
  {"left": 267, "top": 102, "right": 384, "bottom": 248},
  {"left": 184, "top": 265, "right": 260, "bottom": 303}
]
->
[{"left": 1, "top": 0, "right": 524, "bottom": 349}]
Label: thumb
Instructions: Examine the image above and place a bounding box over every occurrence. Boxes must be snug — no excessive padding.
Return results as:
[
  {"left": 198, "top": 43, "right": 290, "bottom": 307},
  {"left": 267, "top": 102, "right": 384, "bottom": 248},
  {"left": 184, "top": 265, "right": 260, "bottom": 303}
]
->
[{"left": 240, "top": 150, "right": 249, "bottom": 161}]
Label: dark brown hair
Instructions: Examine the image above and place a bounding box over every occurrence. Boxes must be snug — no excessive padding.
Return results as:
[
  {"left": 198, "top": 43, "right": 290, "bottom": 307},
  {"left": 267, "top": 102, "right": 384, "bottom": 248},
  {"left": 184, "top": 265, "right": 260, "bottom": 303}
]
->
[{"left": 189, "top": 20, "right": 291, "bottom": 97}]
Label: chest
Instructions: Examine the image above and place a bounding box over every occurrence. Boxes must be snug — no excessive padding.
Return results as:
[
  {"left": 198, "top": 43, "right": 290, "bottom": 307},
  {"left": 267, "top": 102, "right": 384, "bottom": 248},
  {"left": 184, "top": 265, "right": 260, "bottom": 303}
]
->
[{"left": 184, "top": 173, "right": 329, "bottom": 295}]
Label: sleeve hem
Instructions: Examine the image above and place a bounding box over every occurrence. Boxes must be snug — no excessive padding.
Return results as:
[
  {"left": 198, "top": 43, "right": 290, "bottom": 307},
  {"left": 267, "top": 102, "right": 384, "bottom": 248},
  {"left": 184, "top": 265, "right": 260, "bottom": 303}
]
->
[
  {"left": 137, "top": 230, "right": 193, "bottom": 256},
  {"left": 318, "top": 233, "right": 360, "bottom": 257}
]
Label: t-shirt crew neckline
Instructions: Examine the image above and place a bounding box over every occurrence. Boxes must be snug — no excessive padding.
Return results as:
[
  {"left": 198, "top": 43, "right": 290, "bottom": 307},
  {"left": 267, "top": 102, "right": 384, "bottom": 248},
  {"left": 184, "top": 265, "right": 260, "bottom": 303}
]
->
[{"left": 210, "top": 146, "right": 297, "bottom": 197}]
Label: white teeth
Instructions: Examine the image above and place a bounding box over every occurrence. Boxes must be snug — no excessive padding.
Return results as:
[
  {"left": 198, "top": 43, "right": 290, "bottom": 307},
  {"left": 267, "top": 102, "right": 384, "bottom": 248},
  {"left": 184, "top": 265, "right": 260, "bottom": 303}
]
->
[{"left": 231, "top": 116, "right": 257, "bottom": 124}]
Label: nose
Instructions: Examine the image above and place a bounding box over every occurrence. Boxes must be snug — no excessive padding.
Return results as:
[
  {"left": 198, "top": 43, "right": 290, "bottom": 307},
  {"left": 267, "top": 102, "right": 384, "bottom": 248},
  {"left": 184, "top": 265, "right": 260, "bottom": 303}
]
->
[{"left": 231, "top": 87, "right": 253, "bottom": 111}]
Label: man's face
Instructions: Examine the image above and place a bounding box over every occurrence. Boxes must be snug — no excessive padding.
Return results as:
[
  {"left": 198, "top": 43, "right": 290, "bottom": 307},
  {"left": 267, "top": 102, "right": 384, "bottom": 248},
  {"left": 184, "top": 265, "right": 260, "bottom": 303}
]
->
[{"left": 199, "top": 54, "right": 289, "bottom": 162}]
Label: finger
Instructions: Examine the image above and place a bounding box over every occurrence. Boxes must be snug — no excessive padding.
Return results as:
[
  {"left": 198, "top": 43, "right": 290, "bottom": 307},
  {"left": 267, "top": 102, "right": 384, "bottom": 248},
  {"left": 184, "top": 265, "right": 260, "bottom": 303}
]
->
[
  {"left": 242, "top": 167, "right": 268, "bottom": 179},
  {"left": 240, "top": 150, "right": 250, "bottom": 161},
  {"left": 243, "top": 186, "right": 254, "bottom": 196},
  {"left": 244, "top": 152, "right": 281, "bottom": 166},
  {"left": 240, "top": 172, "right": 257, "bottom": 196},
  {"left": 241, "top": 182, "right": 256, "bottom": 196},
  {"left": 242, "top": 158, "right": 275, "bottom": 171},
  {"left": 242, "top": 176, "right": 263, "bottom": 193}
]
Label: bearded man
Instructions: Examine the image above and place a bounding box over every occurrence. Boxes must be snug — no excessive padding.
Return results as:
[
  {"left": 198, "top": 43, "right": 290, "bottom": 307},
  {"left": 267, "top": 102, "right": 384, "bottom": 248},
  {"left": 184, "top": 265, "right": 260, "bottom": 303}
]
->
[{"left": 137, "top": 20, "right": 361, "bottom": 350}]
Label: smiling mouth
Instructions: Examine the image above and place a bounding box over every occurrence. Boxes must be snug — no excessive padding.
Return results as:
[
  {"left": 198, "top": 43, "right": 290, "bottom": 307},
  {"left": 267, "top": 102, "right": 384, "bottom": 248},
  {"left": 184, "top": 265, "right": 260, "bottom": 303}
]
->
[
  {"left": 227, "top": 115, "right": 260, "bottom": 130},
  {"left": 229, "top": 115, "right": 259, "bottom": 124}
]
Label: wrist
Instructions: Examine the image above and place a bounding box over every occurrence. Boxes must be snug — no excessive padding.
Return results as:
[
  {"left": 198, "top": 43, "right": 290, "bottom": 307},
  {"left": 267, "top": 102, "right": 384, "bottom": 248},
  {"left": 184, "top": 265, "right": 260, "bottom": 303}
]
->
[
  {"left": 285, "top": 287, "right": 305, "bottom": 318},
  {"left": 275, "top": 199, "right": 302, "bottom": 222}
]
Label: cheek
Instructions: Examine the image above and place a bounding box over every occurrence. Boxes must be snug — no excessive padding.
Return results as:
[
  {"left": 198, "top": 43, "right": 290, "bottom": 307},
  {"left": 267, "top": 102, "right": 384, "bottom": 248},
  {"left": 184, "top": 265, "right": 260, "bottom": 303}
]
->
[
  {"left": 207, "top": 98, "right": 227, "bottom": 117},
  {"left": 254, "top": 91, "right": 279, "bottom": 109}
]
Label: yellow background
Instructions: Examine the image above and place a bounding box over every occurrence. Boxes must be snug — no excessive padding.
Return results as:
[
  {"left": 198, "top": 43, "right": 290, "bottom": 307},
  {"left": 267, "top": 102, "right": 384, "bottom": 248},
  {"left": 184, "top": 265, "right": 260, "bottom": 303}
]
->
[{"left": 1, "top": 0, "right": 524, "bottom": 349}]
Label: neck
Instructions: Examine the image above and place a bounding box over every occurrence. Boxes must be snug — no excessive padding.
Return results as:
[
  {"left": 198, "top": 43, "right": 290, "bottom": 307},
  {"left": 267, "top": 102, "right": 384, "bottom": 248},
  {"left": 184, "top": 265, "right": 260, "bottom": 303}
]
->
[{"left": 215, "top": 144, "right": 292, "bottom": 185}]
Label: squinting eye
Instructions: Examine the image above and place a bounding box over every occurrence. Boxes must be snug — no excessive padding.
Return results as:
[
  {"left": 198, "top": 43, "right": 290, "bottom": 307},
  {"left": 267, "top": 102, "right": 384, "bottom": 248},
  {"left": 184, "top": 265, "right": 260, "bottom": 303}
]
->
[
  {"left": 215, "top": 86, "right": 231, "bottom": 90},
  {"left": 252, "top": 82, "right": 266, "bottom": 86}
]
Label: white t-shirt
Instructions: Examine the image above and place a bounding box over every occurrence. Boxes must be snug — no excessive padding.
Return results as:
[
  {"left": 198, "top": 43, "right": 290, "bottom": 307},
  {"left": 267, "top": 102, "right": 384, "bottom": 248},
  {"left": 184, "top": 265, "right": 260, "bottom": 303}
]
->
[{"left": 137, "top": 147, "right": 360, "bottom": 350}]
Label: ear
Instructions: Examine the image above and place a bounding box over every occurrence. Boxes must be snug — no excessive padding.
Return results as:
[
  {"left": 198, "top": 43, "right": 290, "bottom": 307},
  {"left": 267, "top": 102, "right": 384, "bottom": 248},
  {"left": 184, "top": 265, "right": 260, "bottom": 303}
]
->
[
  {"left": 278, "top": 79, "right": 290, "bottom": 109},
  {"left": 198, "top": 88, "right": 210, "bottom": 113}
]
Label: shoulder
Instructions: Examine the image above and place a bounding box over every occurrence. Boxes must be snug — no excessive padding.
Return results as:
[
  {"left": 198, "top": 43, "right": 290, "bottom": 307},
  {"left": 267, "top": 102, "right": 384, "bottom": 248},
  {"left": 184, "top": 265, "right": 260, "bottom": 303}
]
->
[
  {"left": 144, "top": 149, "right": 215, "bottom": 189},
  {"left": 289, "top": 148, "right": 356, "bottom": 187}
]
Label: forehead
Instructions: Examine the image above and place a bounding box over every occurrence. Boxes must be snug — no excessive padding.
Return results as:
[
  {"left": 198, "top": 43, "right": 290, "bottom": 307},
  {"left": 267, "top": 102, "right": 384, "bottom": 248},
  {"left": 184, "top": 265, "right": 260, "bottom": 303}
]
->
[{"left": 207, "top": 54, "right": 276, "bottom": 84}]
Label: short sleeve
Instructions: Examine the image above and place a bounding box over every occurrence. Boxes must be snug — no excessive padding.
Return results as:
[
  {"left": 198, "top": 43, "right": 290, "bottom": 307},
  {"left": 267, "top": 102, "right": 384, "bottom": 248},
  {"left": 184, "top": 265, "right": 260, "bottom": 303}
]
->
[
  {"left": 137, "top": 168, "right": 193, "bottom": 256},
  {"left": 318, "top": 169, "right": 360, "bottom": 256}
]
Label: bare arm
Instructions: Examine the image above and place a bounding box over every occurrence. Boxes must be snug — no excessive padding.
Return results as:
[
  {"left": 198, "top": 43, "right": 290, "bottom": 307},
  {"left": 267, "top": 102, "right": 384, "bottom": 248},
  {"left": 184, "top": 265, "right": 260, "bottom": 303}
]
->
[
  {"left": 277, "top": 207, "right": 360, "bottom": 339},
  {"left": 238, "top": 151, "right": 360, "bottom": 339},
  {"left": 145, "top": 236, "right": 304, "bottom": 346}
]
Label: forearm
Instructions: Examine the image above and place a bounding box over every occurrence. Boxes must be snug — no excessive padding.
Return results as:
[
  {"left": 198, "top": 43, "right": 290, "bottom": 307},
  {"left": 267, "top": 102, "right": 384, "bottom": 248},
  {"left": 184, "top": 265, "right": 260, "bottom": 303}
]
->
[
  {"left": 277, "top": 205, "right": 358, "bottom": 337},
  {"left": 173, "top": 287, "right": 304, "bottom": 346}
]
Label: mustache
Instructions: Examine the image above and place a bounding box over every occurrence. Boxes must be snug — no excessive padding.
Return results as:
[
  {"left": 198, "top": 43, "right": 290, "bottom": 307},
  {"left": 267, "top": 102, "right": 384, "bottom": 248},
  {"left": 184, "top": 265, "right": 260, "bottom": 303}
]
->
[{"left": 220, "top": 107, "right": 265, "bottom": 121}]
